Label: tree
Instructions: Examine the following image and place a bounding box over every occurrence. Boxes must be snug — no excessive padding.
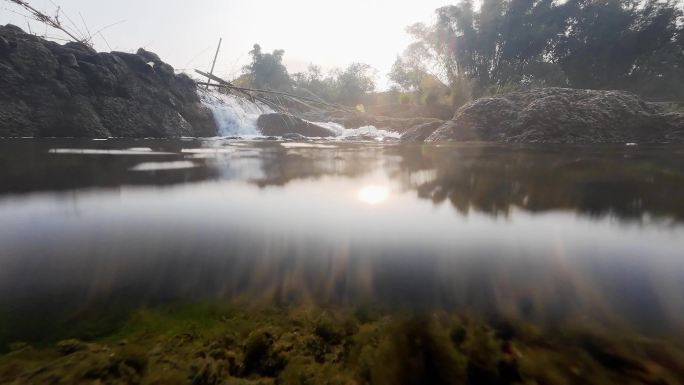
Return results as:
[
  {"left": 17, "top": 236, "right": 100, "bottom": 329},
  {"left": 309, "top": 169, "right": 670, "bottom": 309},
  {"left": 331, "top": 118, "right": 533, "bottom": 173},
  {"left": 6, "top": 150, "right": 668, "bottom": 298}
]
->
[
  {"left": 242, "top": 44, "right": 291, "bottom": 91},
  {"left": 333, "top": 63, "right": 377, "bottom": 105},
  {"left": 401, "top": 0, "right": 684, "bottom": 100},
  {"left": 433, "top": 0, "right": 567, "bottom": 93},
  {"left": 292, "top": 64, "right": 337, "bottom": 101},
  {"left": 389, "top": 56, "right": 429, "bottom": 92},
  {"left": 292, "top": 62, "right": 377, "bottom": 106},
  {"left": 553, "top": 0, "right": 683, "bottom": 98}
]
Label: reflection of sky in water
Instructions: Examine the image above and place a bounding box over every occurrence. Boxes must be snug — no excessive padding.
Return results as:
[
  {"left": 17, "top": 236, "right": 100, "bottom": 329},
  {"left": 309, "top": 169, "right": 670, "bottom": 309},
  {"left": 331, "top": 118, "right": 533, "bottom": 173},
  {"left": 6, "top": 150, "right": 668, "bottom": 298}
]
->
[{"left": 1, "top": 140, "right": 684, "bottom": 337}]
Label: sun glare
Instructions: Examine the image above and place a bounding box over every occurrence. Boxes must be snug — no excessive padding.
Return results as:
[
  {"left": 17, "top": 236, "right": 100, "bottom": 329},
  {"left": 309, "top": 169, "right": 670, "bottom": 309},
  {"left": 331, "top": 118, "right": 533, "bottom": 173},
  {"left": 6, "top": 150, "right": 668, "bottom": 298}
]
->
[{"left": 357, "top": 185, "right": 389, "bottom": 205}]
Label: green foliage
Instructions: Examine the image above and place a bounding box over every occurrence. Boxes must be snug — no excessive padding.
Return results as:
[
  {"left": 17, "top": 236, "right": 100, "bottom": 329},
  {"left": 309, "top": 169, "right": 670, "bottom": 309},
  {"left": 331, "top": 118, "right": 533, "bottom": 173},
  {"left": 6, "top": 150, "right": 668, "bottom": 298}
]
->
[
  {"left": 291, "top": 62, "right": 376, "bottom": 106},
  {"left": 242, "top": 44, "right": 291, "bottom": 91},
  {"left": 333, "top": 63, "right": 376, "bottom": 105},
  {"left": 3, "top": 304, "right": 684, "bottom": 385},
  {"left": 397, "top": 0, "right": 684, "bottom": 100},
  {"left": 389, "top": 56, "right": 427, "bottom": 92}
]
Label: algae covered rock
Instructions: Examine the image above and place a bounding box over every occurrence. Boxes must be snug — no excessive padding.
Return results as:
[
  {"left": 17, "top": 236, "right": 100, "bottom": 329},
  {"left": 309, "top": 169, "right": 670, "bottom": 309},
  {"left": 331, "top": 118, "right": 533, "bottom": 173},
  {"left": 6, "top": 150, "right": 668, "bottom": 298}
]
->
[
  {"left": 242, "top": 329, "right": 287, "bottom": 376},
  {"left": 426, "top": 88, "right": 684, "bottom": 143},
  {"left": 56, "top": 338, "right": 88, "bottom": 355}
]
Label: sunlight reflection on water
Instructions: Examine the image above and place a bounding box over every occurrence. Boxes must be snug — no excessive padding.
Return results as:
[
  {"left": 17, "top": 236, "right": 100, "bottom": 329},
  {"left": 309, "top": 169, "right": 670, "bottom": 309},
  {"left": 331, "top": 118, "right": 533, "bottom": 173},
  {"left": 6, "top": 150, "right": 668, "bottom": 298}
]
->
[
  {"left": 1, "top": 139, "right": 684, "bottom": 340},
  {"left": 357, "top": 185, "right": 390, "bottom": 205}
]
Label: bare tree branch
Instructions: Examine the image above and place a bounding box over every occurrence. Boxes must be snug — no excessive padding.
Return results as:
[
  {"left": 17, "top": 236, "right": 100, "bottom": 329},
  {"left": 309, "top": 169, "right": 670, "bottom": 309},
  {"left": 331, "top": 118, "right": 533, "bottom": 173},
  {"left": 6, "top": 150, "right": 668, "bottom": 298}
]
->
[{"left": 5, "top": 0, "right": 87, "bottom": 44}]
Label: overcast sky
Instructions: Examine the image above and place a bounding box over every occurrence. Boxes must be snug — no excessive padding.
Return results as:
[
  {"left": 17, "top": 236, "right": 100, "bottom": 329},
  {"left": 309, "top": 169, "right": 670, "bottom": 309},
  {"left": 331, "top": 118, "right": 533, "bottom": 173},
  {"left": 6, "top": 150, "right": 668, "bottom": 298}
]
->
[{"left": 1, "top": 0, "right": 453, "bottom": 88}]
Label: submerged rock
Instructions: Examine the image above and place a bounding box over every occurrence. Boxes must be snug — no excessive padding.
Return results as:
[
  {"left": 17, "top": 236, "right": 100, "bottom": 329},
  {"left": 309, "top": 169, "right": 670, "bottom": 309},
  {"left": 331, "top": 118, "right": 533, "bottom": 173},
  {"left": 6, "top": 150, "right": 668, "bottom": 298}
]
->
[
  {"left": 257, "top": 113, "right": 336, "bottom": 137},
  {"left": 426, "top": 88, "right": 684, "bottom": 143},
  {"left": 56, "top": 339, "right": 88, "bottom": 355},
  {"left": 0, "top": 24, "right": 216, "bottom": 138}
]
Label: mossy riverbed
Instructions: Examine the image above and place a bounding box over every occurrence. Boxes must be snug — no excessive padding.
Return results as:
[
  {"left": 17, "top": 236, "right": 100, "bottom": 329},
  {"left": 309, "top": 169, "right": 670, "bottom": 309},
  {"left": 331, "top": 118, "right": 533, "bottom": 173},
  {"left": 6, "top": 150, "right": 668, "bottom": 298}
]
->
[{"left": 1, "top": 303, "right": 683, "bottom": 385}]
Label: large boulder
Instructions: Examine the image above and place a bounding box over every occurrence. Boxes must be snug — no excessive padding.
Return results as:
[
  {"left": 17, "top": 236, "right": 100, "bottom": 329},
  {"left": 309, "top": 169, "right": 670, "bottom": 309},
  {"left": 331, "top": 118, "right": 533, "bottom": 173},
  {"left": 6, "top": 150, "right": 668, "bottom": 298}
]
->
[
  {"left": 0, "top": 24, "right": 217, "bottom": 138},
  {"left": 257, "top": 113, "right": 336, "bottom": 137},
  {"left": 426, "top": 88, "right": 684, "bottom": 143},
  {"left": 400, "top": 120, "right": 445, "bottom": 142}
]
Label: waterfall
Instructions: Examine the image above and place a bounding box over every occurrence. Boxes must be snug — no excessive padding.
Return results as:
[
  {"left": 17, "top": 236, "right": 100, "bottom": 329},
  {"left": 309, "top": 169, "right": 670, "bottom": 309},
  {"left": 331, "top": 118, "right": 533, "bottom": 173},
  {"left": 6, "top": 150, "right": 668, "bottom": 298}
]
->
[
  {"left": 199, "top": 89, "right": 272, "bottom": 137},
  {"left": 199, "top": 89, "right": 400, "bottom": 141}
]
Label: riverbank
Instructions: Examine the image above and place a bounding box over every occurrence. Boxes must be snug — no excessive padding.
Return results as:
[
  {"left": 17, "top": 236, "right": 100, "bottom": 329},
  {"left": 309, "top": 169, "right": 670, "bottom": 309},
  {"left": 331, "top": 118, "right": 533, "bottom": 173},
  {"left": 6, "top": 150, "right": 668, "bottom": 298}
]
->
[
  {"left": 2, "top": 303, "right": 684, "bottom": 385},
  {"left": 4, "top": 23, "right": 684, "bottom": 143}
]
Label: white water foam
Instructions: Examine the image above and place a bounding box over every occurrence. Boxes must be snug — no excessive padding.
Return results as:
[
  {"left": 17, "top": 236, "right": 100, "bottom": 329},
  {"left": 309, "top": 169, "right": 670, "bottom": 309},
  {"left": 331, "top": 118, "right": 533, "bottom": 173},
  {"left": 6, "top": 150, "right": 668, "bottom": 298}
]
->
[
  {"left": 199, "top": 90, "right": 400, "bottom": 141},
  {"left": 313, "top": 121, "right": 400, "bottom": 141},
  {"left": 199, "top": 89, "right": 272, "bottom": 137}
]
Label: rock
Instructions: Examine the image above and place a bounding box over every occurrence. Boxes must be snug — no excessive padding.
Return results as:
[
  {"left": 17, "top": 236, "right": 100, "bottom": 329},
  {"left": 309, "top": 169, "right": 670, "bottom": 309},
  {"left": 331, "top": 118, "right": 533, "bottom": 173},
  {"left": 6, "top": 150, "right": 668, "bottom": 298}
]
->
[
  {"left": 63, "top": 41, "right": 96, "bottom": 55},
  {"left": 136, "top": 48, "right": 161, "bottom": 64},
  {"left": 401, "top": 120, "right": 446, "bottom": 142},
  {"left": 153, "top": 61, "right": 175, "bottom": 78},
  {"left": 58, "top": 66, "right": 91, "bottom": 95},
  {"left": 7, "top": 33, "right": 59, "bottom": 81},
  {"left": 426, "top": 88, "right": 684, "bottom": 143},
  {"left": 0, "top": 24, "right": 218, "bottom": 138},
  {"left": 96, "top": 97, "right": 157, "bottom": 137},
  {"left": 56, "top": 339, "right": 88, "bottom": 355},
  {"left": 156, "top": 105, "right": 194, "bottom": 137},
  {"left": 111, "top": 51, "right": 153, "bottom": 75},
  {"left": 78, "top": 61, "right": 117, "bottom": 94},
  {"left": 242, "top": 329, "right": 287, "bottom": 376},
  {"left": 282, "top": 133, "right": 310, "bottom": 141},
  {"left": 8, "top": 342, "right": 30, "bottom": 352},
  {"left": 257, "top": 113, "right": 336, "bottom": 137},
  {"left": 57, "top": 53, "right": 78, "bottom": 68},
  {"left": 0, "top": 36, "right": 11, "bottom": 55},
  {"left": 0, "top": 101, "right": 35, "bottom": 137},
  {"left": 179, "top": 102, "right": 218, "bottom": 137},
  {"left": 56, "top": 96, "right": 110, "bottom": 137}
]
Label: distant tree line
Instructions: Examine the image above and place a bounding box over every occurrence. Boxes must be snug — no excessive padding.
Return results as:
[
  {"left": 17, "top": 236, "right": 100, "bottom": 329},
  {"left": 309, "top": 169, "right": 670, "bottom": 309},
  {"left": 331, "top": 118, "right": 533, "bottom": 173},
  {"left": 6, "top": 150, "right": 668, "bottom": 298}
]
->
[
  {"left": 238, "top": 44, "right": 376, "bottom": 107},
  {"left": 240, "top": 0, "right": 682, "bottom": 110},
  {"left": 390, "top": 0, "right": 684, "bottom": 106}
]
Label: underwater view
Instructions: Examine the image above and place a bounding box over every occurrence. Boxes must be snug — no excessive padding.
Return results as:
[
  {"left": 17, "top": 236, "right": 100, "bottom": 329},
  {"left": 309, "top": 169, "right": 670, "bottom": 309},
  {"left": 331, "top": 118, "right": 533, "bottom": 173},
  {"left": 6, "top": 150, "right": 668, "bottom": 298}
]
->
[
  {"left": 1, "top": 139, "right": 684, "bottom": 384},
  {"left": 3, "top": 0, "right": 684, "bottom": 382}
]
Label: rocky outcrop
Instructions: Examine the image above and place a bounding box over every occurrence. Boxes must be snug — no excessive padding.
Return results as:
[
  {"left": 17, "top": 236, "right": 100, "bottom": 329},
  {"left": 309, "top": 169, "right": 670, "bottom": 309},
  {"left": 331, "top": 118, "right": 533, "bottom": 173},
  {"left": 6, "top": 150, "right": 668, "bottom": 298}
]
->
[
  {"left": 418, "top": 88, "right": 684, "bottom": 143},
  {"left": 257, "top": 113, "right": 336, "bottom": 137},
  {"left": 400, "top": 120, "right": 445, "bottom": 142},
  {"left": 0, "top": 24, "right": 216, "bottom": 138}
]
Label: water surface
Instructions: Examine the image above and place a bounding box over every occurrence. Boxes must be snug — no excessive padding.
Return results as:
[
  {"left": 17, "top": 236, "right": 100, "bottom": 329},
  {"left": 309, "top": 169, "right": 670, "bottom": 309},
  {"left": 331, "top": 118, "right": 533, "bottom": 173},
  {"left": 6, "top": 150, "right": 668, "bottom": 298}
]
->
[{"left": 1, "top": 139, "right": 683, "bottom": 345}]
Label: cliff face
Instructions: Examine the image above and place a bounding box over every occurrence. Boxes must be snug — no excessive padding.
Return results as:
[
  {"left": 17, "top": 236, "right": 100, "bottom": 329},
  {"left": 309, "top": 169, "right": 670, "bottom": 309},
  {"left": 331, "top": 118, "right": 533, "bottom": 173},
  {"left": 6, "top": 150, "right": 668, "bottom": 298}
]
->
[{"left": 0, "top": 24, "right": 217, "bottom": 138}]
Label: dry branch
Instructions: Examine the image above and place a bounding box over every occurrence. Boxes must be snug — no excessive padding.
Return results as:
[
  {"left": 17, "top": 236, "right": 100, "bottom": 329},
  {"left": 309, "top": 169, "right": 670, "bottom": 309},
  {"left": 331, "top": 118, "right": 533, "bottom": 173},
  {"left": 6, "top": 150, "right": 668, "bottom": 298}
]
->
[
  {"left": 6, "top": 0, "right": 88, "bottom": 44},
  {"left": 194, "top": 69, "right": 356, "bottom": 115}
]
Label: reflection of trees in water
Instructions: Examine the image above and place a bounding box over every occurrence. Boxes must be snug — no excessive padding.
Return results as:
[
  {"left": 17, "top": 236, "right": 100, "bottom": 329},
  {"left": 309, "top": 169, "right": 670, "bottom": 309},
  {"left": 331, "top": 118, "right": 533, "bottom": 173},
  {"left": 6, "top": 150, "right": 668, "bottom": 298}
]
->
[
  {"left": 250, "top": 145, "right": 384, "bottom": 187},
  {"left": 5, "top": 140, "right": 682, "bottom": 222},
  {"left": 392, "top": 145, "right": 684, "bottom": 221},
  {"left": 2, "top": 142, "right": 684, "bottom": 343}
]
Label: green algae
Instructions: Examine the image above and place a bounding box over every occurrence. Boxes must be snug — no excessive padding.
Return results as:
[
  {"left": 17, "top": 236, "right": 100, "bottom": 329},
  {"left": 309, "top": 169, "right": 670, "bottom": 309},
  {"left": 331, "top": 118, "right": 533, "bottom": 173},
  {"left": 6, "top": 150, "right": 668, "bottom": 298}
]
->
[{"left": 1, "top": 303, "right": 684, "bottom": 385}]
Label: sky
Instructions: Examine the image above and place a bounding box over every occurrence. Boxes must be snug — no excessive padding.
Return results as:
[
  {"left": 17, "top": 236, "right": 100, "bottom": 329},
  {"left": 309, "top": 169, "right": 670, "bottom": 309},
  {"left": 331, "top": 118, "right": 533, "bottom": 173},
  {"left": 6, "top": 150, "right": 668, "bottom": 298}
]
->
[{"left": 1, "top": 0, "right": 453, "bottom": 89}]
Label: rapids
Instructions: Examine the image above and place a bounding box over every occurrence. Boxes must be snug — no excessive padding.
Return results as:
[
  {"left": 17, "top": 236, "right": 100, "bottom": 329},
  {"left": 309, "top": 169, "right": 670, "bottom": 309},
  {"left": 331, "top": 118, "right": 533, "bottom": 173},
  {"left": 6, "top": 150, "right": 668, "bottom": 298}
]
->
[{"left": 199, "top": 89, "right": 400, "bottom": 141}]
